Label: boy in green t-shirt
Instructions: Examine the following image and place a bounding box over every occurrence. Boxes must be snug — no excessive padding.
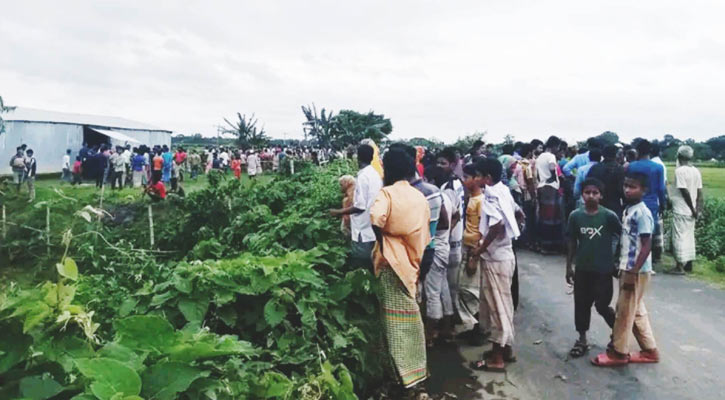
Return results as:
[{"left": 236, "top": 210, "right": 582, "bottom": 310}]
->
[{"left": 566, "top": 178, "right": 622, "bottom": 358}]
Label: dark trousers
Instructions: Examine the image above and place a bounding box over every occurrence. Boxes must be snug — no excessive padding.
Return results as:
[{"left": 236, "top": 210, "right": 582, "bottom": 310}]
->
[
  {"left": 574, "top": 269, "right": 615, "bottom": 333},
  {"left": 111, "top": 171, "right": 123, "bottom": 189},
  {"left": 350, "top": 239, "right": 374, "bottom": 270},
  {"left": 419, "top": 247, "right": 435, "bottom": 282}
]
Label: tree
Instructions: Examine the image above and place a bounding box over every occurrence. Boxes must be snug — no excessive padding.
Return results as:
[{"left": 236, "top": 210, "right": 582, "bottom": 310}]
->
[
  {"left": 503, "top": 134, "right": 515, "bottom": 146},
  {"left": 0, "top": 95, "right": 16, "bottom": 137},
  {"left": 301, "top": 104, "right": 335, "bottom": 147},
  {"left": 329, "top": 110, "right": 392, "bottom": 148},
  {"left": 452, "top": 131, "right": 486, "bottom": 153},
  {"left": 706, "top": 135, "right": 725, "bottom": 160},
  {"left": 223, "top": 113, "right": 269, "bottom": 148},
  {"left": 405, "top": 137, "right": 445, "bottom": 150},
  {"left": 595, "top": 131, "right": 620, "bottom": 146}
]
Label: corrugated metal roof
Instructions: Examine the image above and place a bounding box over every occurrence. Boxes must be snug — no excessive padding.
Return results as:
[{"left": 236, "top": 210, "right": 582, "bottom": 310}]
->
[{"left": 3, "top": 106, "right": 171, "bottom": 132}]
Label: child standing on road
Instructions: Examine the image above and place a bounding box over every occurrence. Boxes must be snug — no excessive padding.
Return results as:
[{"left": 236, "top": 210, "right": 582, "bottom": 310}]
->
[
  {"left": 566, "top": 178, "right": 621, "bottom": 358},
  {"left": 458, "top": 163, "right": 485, "bottom": 344},
  {"left": 592, "top": 172, "right": 660, "bottom": 366}
]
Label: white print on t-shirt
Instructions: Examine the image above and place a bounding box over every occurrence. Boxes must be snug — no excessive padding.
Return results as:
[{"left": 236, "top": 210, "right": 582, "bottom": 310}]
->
[{"left": 580, "top": 225, "right": 603, "bottom": 239}]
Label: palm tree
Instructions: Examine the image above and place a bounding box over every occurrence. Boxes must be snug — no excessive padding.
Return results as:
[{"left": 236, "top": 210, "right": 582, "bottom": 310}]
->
[{"left": 222, "top": 113, "right": 269, "bottom": 148}]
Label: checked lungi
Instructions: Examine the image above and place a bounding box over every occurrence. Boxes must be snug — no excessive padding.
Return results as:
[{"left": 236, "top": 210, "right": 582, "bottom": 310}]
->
[{"left": 379, "top": 267, "right": 427, "bottom": 388}]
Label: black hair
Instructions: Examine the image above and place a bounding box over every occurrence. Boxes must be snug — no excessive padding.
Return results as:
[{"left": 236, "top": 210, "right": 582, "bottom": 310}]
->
[
  {"left": 66, "top": 149, "right": 71, "bottom": 154},
  {"left": 650, "top": 143, "right": 661, "bottom": 157},
  {"left": 502, "top": 144, "right": 514, "bottom": 155},
  {"left": 588, "top": 148, "right": 602, "bottom": 163},
  {"left": 26, "top": 149, "right": 34, "bottom": 155},
  {"left": 472, "top": 140, "right": 484, "bottom": 149},
  {"left": 559, "top": 140, "right": 568, "bottom": 149},
  {"left": 389, "top": 142, "right": 417, "bottom": 161},
  {"left": 586, "top": 137, "right": 603, "bottom": 149},
  {"left": 625, "top": 171, "right": 649, "bottom": 189},
  {"left": 530, "top": 139, "right": 544, "bottom": 148},
  {"left": 545, "top": 135, "right": 561, "bottom": 149},
  {"left": 383, "top": 148, "right": 415, "bottom": 186},
  {"left": 75, "top": 156, "right": 81, "bottom": 161},
  {"left": 581, "top": 177, "right": 604, "bottom": 193},
  {"left": 486, "top": 143, "right": 494, "bottom": 149},
  {"left": 437, "top": 147, "right": 457, "bottom": 163},
  {"left": 357, "top": 144, "right": 374, "bottom": 164},
  {"left": 635, "top": 139, "right": 651, "bottom": 157},
  {"left": 475, "top": 158, "right": 502, "bottom": 184},
  {"left": 462, "top": 163, "right": 478, "bottom": 177},
  {"left": 424, "top": 165, "right": 447, "bottom": 187},
  {"left": 602, "top": 145, "right": 618, "bottom": 159}
]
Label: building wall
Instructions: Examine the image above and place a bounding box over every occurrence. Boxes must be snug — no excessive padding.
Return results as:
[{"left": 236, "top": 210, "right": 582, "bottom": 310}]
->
[
  {"left": 1, "top": 121, "right": 83, "bottom": 175},
  {"left": 0, "top": 122, "right": 171, "bottom": 175}
]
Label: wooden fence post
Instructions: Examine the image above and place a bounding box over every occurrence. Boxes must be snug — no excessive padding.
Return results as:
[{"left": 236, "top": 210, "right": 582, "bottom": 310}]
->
[{"left": 148, "top": 204, "right": 155, "bottom": 248}]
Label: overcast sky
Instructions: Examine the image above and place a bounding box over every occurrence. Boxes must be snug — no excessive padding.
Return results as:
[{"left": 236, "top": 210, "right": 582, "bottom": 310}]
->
[{"left": 1, "top": 0, "right": 724, "bottom": 144}]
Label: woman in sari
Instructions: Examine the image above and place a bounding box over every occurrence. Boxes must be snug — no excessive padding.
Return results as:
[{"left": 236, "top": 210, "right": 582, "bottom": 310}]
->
[{"left": 370, "top": 148, "right": 431, "bottom": 396}]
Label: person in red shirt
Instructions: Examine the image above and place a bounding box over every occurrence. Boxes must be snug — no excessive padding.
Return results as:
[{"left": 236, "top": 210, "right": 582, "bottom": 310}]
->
[
  {"left": 145, "top": 174, "right": 166, "bottom": 201},
  {"left": 72, "top": 156, "right": 83, "bottom": 186},
  {"left": 231, "top": 155, "right": 242, "bottom": 179}
]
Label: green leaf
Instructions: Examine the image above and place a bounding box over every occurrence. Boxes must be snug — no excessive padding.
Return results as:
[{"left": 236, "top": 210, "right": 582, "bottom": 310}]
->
[
  {"left": 166, "top": 334, "right": 259, "bottom": 362},
  {"left": 118, "top": 298, "right": 139, "bottom": 317},
  {"left": 57, "top": 258, "right": 79, "bottom": 281},
  {"left": 178, "top": 298, "right": 208, "bottom": 326},
  {"left": 254, "top": 371, "right": 291, "bottom": 398},
  {"left": 0, "top": 322, "right": 32, "bottom": 373},
  {"left": 263, "top": 299, "right": 287, "bottom": 327},
  {"left": 19, "top": 375, "right": 64, "bottom": 400},
  {"left": 149, "top": 292, "right": 175, "bottom": 307},
  {"left": 22, "top": 301, "right": 52, "bottom": 332},
  {"left": 141, "top": 362, "right": 209, "bottom": 400},
  {"left": 74, "top": 358, "right": 142, "bottom": 400},
  {"left": 172, "top": 274, "right": 193, "bottom": 294},
  {"left": 98, "top": 343, "right": 148, "bottom": 371},
  {"left": 113, "top": 315, "right": 177, "bottom": 353}
]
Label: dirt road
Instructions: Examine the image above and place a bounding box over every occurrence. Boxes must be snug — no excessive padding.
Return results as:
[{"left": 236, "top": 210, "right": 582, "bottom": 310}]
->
[{"left": 427, "top": 250, "right": 725, "bottom": 400}]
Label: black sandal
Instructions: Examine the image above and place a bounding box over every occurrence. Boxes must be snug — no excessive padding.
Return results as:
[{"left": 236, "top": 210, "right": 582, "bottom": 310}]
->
[{"left": 569, "top": 340, "right": 590, "bottom": 358}]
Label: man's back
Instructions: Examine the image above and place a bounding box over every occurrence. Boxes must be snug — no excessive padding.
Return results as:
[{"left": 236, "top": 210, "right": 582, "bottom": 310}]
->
[{"left": 588, "top": 160, "right": 625, "bottom": 217}]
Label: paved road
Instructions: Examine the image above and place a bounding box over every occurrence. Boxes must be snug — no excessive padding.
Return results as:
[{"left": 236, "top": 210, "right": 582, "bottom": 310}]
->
[{"left": 427, "top": 250, "right": 725, "bottom": 400}]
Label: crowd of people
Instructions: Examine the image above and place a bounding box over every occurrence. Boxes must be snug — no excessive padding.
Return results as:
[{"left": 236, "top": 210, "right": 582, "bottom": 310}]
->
[
  {"left": 7, "top": 141, "right": 343, "bottom": 202},
  {"left": 330, "top": 136, "right": 703, "bottom": 397}
]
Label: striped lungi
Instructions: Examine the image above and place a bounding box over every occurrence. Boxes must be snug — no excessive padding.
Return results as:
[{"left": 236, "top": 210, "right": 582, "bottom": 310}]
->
[{"left": 379, "top": 268, "right": 427, "bottom": 388}]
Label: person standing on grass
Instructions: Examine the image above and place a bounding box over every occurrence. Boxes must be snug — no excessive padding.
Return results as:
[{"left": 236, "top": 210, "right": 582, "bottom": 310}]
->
[
  {"left": 593, "top": 172, "right": 659, "bottom": 367},
  {"left": 131, "top": 149, "right": 146, "bottom": 188},
  {"left": 71, "top": 156, "right": 83, "bottom": 186},
  {"left": 565, "top": 178, "right": 621, "bottom": 359},
  {"left": 370, "top": 148, "right": 431, "bottom": 396},
  {"left": 666, "top": 145, "right": 703, "bottom": 275},
  {"left": 110, "top": 146, "right": 126, "bottom": 190},
  {"left": 231, "top": 155, "right": 242, "bottom": 180},
  {"left": 161, "top": 145, "right": 173, "bottom": 184},
  {"left": 329, "top": 144, "right": 382, "bottom": 269},
  {"left": 152, "top": 149, "right": 164, "bottom": 183},
  {"left": 469, "top": 158, "right": 524, "bottom": 372},
  {"left": 535, "top": 136, "right": 564, "bottom": 254},
  {"left": 62, "top": 149, "right": 72, "bottom": 182},
  {"left": 246, "top": 151, "right": 259, "bottom": 178},
  {"left": 626, "top": 140, "right": 666, "bottom": 265},
  {"left": 24, "top": 149, "right": 37, "bottom": 202},
  {"left": 10, "top": 146, "right": 26, "bottom": 194}
]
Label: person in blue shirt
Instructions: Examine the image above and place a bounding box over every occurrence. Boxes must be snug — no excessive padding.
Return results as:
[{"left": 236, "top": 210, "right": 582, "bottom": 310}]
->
[
  {"left": 563, "top": 138, "right": 603, "bottom": 177},
  {"left": 625, "top": 140, "right": 666, "bottom": 263},
  {"left": 573, "top": 148, "right": 602, "bottom": 206}
]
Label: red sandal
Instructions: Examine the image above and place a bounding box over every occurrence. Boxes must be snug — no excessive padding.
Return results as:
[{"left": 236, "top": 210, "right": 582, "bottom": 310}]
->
[
  {"left": 591, "top": 352, "right": 629, "bottom": 367},
  {"left": 629, "top": 351, "right": 659, "bottom": 364}
]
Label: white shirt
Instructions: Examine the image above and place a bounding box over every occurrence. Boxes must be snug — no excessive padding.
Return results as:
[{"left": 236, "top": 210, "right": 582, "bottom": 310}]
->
[
  {"left": 440, "top": 178, "right": 464, "bottom": 243},
  {"left": 535, "top": 152, "right": 559, "bottom": 189},
  {"left": 122, "top": 150, "right": 132, "bottom": 165},
  {"left": 62, "top": 154, "right": 70, "bottom": 169},
  {"left": 247, "top": 154, "right": 259, "bottom": 175},
  {"left": 434, "top": 190, "right": 453, "bottom": 255},
  {"left": 478, "top": 184, "right": 517, "bottom": 262},
  {"left": 671, "top": 165, "right": 702, "bottom": 216},
  {"left": 652, "top": 156, "right": 667, "bottom": 183},
  {"left": 351, "top": 165, "right": 383, "bottom": 243}
]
